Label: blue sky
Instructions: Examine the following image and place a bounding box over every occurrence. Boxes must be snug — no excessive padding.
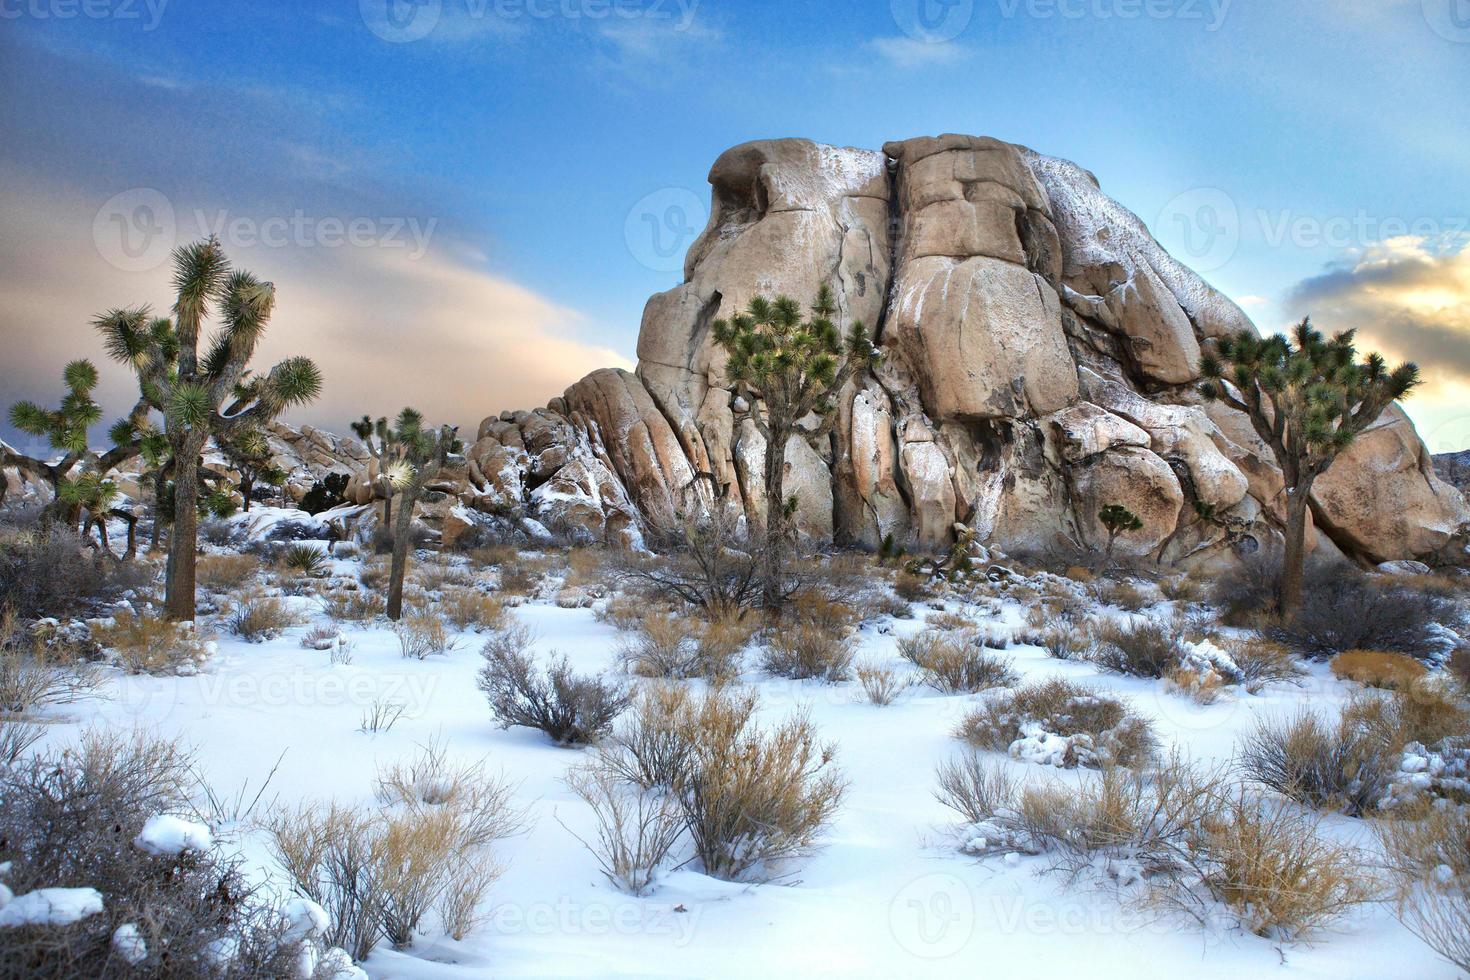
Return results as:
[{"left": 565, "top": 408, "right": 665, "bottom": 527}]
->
[{"left": 2, "top": 0, "right": 1468, "bottom": 451}]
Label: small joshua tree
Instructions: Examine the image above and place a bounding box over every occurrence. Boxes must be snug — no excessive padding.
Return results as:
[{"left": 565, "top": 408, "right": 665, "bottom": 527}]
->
[
  {"left": 351, "top": 414, "right": 400, "bottom": 531},
  {"left": 712, "top": 286, "right": 879, "bottom": 611},
  {"left": 1201, "top": 319, "right": 1419, "bottom": 617},
  {"left": 96, "top": 237, "right": 323, "bottom": 620},
  {"left": 219, "top": 427, "right": 285, "bottom": 513},
  {"left": 1098, "top": 504, "right": 1143, "bottom": 567},
  {"left": 382, "top": 409, "right": 461, "bottom": 621}
]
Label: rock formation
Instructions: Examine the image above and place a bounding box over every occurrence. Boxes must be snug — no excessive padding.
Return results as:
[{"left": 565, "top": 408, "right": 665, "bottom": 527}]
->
[{"left": 448, "top": 134, "right": 1467, "bottom": 568}]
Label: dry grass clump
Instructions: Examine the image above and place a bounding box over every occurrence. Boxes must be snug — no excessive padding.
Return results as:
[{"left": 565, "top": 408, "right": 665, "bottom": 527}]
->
[
  {"left": 1236, "top": 707, "right": 1396, "bottom": 816},
  {"left": 1, "top": 608, "right": 101, "bottom": 709},
  {"left": 299, "top": 624, "right": 340, "bottom": 651},
  {"left": 1092, "top": 618, "right": 1186, "bottom": 678},
  {"left": 957, "top": 677, "right": 1157, "bottom": 769},
  {"left": 478, "top": 624, "right": 630, "bottom": 745},
  {"left": 195, "top": 553, "right": 260, "bottom": 592},
  {"left": 760, "top": 622, "right": 855, "bottom": 682},
  {"left": 563, "top": 764, "right": 685, "bottom": 896},
  {"left": 498, "top": 557, "right": 550, "bottom": 597},
  {"left": 898, "top": 630, "right": 1018, "bottom": 694},
  {"left": 858, "top": 591, "right": 913, "bottom": 621},
  {"left": 926, "top": 610, "right": 979, "bottom": 632},
  {"left": 1378, "top": 804, "right": 1470, "bottom": 972},
  {"left": 855, "top": 661, "right": 909, "bottom": 706},
  {"left": 414, "top": 556, "right": 475, "bottom": 593},
  {"left": 562, "top": 547, "right": 607, "bottom": 590},
  {"left": 359, "top": 558, "right": 390, "bottom": 592},
  {"left": 594, "top": 594, "right": 646, "bottom": 632},
  {"left": 396, "top": 613, "right": 457, "bottom": 660},
  {"left": 1220, "top": 636, "right": 1302, "bottom": 693},
  {"left": 322, "top": 587, "right": 386, "bottom": 622},
  {"left": 439, "top": 587, "right": 506, "bottom": 633},
  {"left": 694, "top": 614, "right": 754, "bottom": 680},
  {"left": 91, "top": 609, "right": 211, "bottom": 675},
  {"left": 1344, "top": 683, "right": 1469, "bottom": 758},
  {"left": 1163, "top": 665, "right": 1228, "bottom": 705},
  {"left": 373, "top": 737, "right": 523, "bottom": 848},
  {"left": 786, "top": 589, "right": 862, "bottom": 633},
  {"left": 620, "top": 612, "right": 700, "bottom": 679},
  {"left": 1330, "top": 649, "right": 1429, "bottom": 690},
  {"left": 893, "top": 570, "right": 931, "bottom": 602},
  {"left": 225, "top": 591, "right": 307, "bottom": 643},
  {"left": 1158, "top": 571, "right": 1207, "bottom": 603},
  {"left": 1096, "top": 578, "right": 1154, "bottom": 612},
  {"left": 1040, "top": 622, "right": 1101, "bottom": 661}
]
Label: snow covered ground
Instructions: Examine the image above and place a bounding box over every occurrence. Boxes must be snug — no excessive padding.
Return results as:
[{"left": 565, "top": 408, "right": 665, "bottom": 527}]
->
[{"left": 22, "top": 522, "right": 1457, "bottom": 978}]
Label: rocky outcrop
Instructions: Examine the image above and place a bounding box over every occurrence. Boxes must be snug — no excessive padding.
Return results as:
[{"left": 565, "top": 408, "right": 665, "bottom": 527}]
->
[{"left": 263, "top": 135, "right": 1470, "bottom": 566}]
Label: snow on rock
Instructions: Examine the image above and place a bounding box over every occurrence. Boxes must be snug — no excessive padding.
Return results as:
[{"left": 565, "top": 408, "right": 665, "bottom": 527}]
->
[
  {"left": 1009, "top": 723, "right": 1099, "bottom": 769},
  {"left": 112, "top": 923, "right": 148, "bottom": 965},
  {"left": 281, "top": 896, "right": 330, "bottom": 945},
  {"left": 0, "top": 887, "right": 104, "bottom": 928},
  {"left": 317, "top": 947, "right": 369, "bottom": 980},
  {"left": 1382, "top": 737, "right": 1470, "bottom": 809},
  {"left": 134, "top": 814, "right": 213, "bottom": 856}
]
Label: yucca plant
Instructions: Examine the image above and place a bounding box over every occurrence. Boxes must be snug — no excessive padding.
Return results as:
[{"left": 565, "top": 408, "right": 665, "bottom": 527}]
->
[
  {"left": 712, "top": 285, "right": 879, "bottom": 610},
  {"left": 1200, "top": 319, "right": 1419, "bottom": 617},
  {"left": 281, "top": 544, "right": 328, "bottom": 577},
  {"left": 95, "top": 237, "right": 323, "bottom": 620}
]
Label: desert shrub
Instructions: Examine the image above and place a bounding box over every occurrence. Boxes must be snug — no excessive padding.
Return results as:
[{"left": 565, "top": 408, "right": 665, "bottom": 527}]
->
[
  {"left": 0, "top": 716, "right": 44, "bottom": 764},
  {"left": 359, "top": 559, "right": 389, "bottom": 592},
  {"left": 620, "top": 613, "right": 700, "bottom": 679},
  {"left": 693, "top": 614, "right": 754, "bottom": 680},
  {"left": 786, "top": 590, "right": 861, "bottom": 633},
  {"left": 1158, "top": 572, "right": 1206, "bottom": 604},
  {"left": 760, "top": 623, "right": 854, "bottom": 682},
  {"left": 893, "top": 570, "right": 931, "bottom": 603},
  {"left": 0, "top": 609, "right": 101, "bottom": 711},
  {"left": 1330, "top": 649, "right": 1428, "bottom": 689},
  {"left": 415, "top": 558, "right": 474, "bottom": 593},
  {"left": 859, "top": 591, "right": 913, "bottom": 621},
  {"left": 1221, "top": 636, "right": 1302, "bottom": 692},
  {"left": 934, "top": 752, "right": 1019, "bottom": 825},
  {"left": 855, "top": 661, "right": 908, "bottom": 706},
  {"left": 925, "top": 611, "right": 978, "bottom": 632},
  {"left": 1236, "top": 708, "right": 1396, "bottom": 816},
  {"left": 898, "top": 630, "right": 1018, "bottom": 694},
  {"left": 1378, "top": 804, "right": 1470, "bottom": 972},
  {"left": 957, "top": 677, "right": 1157, "bottom": 769},
  {"left": 1092, "top": 618, "right": 1186, "bottom": 678},
  {"left": 1275, "top": 562, "right": 1456, "bottom": 659},
  {"left": 91, "top": 609, "right": 211, "bottom": 675},
  {"left": 563, "top": 764, "right": 685, "bottom": 896},
  {"left": 395, "top": 613, "right": 456, "bottom": 660},
  {"left": 594, "top": 595, "right": 645, "bottom": 632},
  {"left": 373, "top": 738, "right": 523, "bottom": 848},
  {"left": 597, "top": 684, "right": 698, "bottom": 791},
  {"left": 280, "top": 543, "right": 328, "bottom": 577},
  {"left": 1163, "top": 665, "right": 1227, "bottom": 705},
  {"left": 478, "top": 624, "right": 630, "bottom": 745},
  {"left": 226, "top": 591, "right": 307, "bottom": 643},
  {"left": 1096, "top": 579, "right": 1154, "bottom": 612},
  {"left": 196, "top": 553, "right": 260, "bottom": 592},
  {"left": 668, "top": 689, "right": 846, "bottom": 881},
  {"left": 0, "top": 530, "right": 151, "bottom": 620},
  {"left": 1178, "top": 791, "right": 1375, "bottom": 939},
  {"left": 360, "top": 697, "right": 406, "bottom": 734},
  {"left": 497, "top": 559, "right": 546, "bottom": 598},
  {"left": 266, "top": 802, "right": 385, "bottom": 960},
  {"left": 440, "top": 587, "right": 505, "bottom": 632},
  {"left": 1343, "top": 684, "right": 1469, "bottom": 759},
  {"left": 1211, "top": 553, "right": 1284, "bottom": 626},
  {"left": 299, "top": 624, "right": 339, "bottom": 651},
  {"left": 0, "top": 729, "right": 306, "bottom": 977},
  {"left": 322, "top": 587, "right": 385, "bottom": 622}
]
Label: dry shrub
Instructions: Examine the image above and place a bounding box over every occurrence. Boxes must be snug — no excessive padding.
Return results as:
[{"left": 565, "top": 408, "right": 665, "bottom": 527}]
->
[
  {"left": 898, "top": 630, "right": 1018, "bottom": 694},
  {"left": 0, "top": 716, "right": 44, "bottom": 764},
  {"left": 1158, "top": 572, "right": 1206, "bottom": 603},
  {"left": 1330, "top": 649, "right": 1428, "bottom": 689},
  {"left": 1040, "top": 622, "right": 1101, "bottom": 661},
  {"left": 226, "top": 591, "right": 307, "bottom": 643},
  {"left": 1, "top": 729, "right": 304, "bottom": 977},
  {"left": 787, "top": 590, "right": 861, "bottom": 633},
  {"left": 396, "top": 613, "right": 456, "bottom": 660},
  {"left": 440, "top": 587, "right": 506, "bottom": 632},
  {"left": 934, "top": 752, "right": 1019, "bottom": 825},
  {"left": 1378, "top": 804, "right": 1470, "bottom": 973},
  {"left": 0, "top": 529, "right": 153, "bottom": 620},
  {"left": 478, "top": 624, "right": 630, "bottom": 745},
  {"left": 92, "top": 609, "right": 211, "bottom": 675},
  {"left": 1277, "top": 562, "right": 1456, "bottom": 660},
  {"left": 1180, "top": 791, "right": 1375, "bottom": 939},
  {"left": 1096, "top": 579, "right": 1154, "bottom": 612},
  {"left": 1221, "top": 636, "right": 1301, "bottom": 692},
  {"left": 1236, "top": 708, "right": 1396, "bottom": 816},
  {"left": 466, "top": 544, "right": 520, "bottom": 569},
  {"left": 498, "top": 557, "right": 549, "bottom": 597},
  {"left": 1344, "top": 684, "right": 1470, "bottom": 758},
  {"left": 893, "top": 570, "right": 931, "bottom": 602},
  {"left": 373, "top": 738, "right": 523, "bottom": 848},
  {"left": 598, "top": 684, "right": 698, "bottom": 791},
  {"left": 563, "top": 547, "right": 606, "bottom": 589},
  {"left": 856, "top": 661, "right": 909, "bottom": 706},
  {"left": 1164, "top": 664, "right": 1227, "bottom": 705},
  {"left": 925, "top": 610, "right": 978, "bottom": 631},
  {"left": 0, "top": 609, "right": 101, "bottom": 710},
  {"left": 299, "top": 624, "right": 340, "bottom": 651},
  {"left": 695, "top": 614, "right": 754, "bottom": 681},
  {"left": 859, "top": 591, "right": 913, "bottom": 621},
  {"left": 196, "top": 553, "right": 260, "bottom": 592},
  {"left": 957, "top": 677, "right": 1157, "bottom": 769},
  {"left": 359, "top": 559, "right": 389, "bottom": 592},
  {"left": 1092, "top": 618, "right": 1186, "bottom": 678},
  {"left": 414, "top": 557, "right": 474, "bottom": 593},
  {"left": 670, "top": 688, "right": 846, "bottom": 881},
  {"left": 760, "top": 622, "right": 854, "bottom": 682},
  {"left": 322, "top": 587, "right": 385, "bottom": 622},
  {"left": 563, "top": 764, "right": 685, "bottom": 896},
  {"left": 1065, "top": 565, "right": 1095, "bottom": 584},
  {"left": 594, "top": 595, "right": 645, "bottom": 632},
  {"left": 620, "top": 613, "right": 700, "bottom": 679},
  {"left": 267, "top": 802, "right": 385, "bottom": 960},
  {"left": 436, "top": 851, "right": 503, "bottom": 941}
]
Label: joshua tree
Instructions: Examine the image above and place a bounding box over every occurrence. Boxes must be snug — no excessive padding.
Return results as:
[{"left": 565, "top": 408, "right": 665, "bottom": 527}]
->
[
  {"left": 96, "top": 237, "right": 323, "bottom": 620},
  {"left": 4, "top": 359, "right": 154, "bottom": 531},
  {"left": 1201, "top": 318, "right": 1419, "bottom": 617},
  {"left": 351, "top": 414, "right": 400, "bottom": 531},
  {"left": 219, "top": 428, "right": 286, "bottom": 513},
  {"left": 381, "top": 409, "right": 461, "bottom": 621},
  {"left": 712, "top": 285, "right": 879, "bottom": 611},
  {"left": 1097, "top": 503, "right": 1143, "bottom": 567}
]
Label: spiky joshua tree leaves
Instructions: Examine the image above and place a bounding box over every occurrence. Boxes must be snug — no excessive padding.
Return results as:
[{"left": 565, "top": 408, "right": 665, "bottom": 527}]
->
[
  {"left": 1200, "top": 318, "right": 1419, "bottom": 617},
  {"left": 220, "top": 427, "right": 286, "bottom": 514},
  {"left": 381, "top": 409, "right": 462, "bottom": 621},
  {"left": 351, "top": 414, "right": 401, "bottom": 532},
  {"left": 712, "top": 285, "right": 880, "bottom": 611},
  {"left": 96, "top": 237, "right": 323, "bottom": 620}
]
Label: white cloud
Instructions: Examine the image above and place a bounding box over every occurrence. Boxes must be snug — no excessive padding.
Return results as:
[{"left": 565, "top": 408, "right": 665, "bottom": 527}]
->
[{"left": 866, "top": 36, "right": 970, "bottom": 69}]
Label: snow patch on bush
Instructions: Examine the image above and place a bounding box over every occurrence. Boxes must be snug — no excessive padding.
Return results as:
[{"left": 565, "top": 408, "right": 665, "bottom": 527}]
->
[
  {"left": 0, "top": 887, "right": 104, "bottom": 928},
  {"left": 134, "top": 814, "right": 213, "bottom": 856}
]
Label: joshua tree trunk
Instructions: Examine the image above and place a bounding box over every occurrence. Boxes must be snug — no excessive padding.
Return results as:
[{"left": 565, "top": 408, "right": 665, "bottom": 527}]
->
[
  {"left": 1280, "top": 482, "right": 1313, "bottom": 620},
  {"left": 761, "top": 432, "right": 786, "bottom": 612},
  {"left": 387, "top": 490, "right": 415, "bottom": 621},
  {"left": 240, "top": 475, "right": 254, "bottom": 513},
  {"left": 165, "top": 437, "right": 206, "bottom": 621}
]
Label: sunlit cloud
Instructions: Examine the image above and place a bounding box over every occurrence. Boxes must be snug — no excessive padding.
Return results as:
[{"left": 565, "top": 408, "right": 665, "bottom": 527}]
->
[{"left": 866, "top": 36, "right": 970, "bottom": 68}]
